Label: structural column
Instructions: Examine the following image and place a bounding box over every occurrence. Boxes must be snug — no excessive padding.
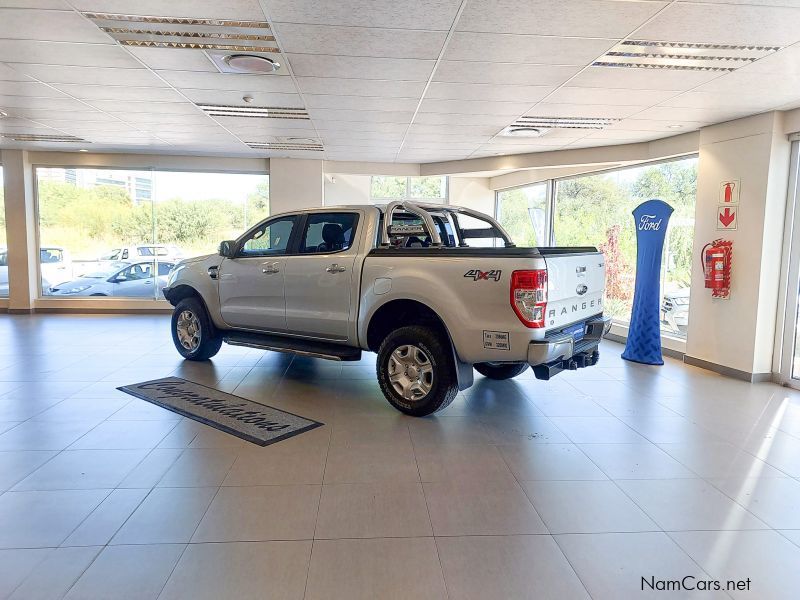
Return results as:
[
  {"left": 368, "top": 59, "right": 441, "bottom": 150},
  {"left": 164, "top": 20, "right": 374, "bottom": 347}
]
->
[
  {"left": 268, "top": 158, "right": 324, "bottom": 214},
  {"left": 685, "top": 112, "right": 791, "bottom": 380},
  {"left": 1, "top": 150, "right": 38, "bottom": 312}
]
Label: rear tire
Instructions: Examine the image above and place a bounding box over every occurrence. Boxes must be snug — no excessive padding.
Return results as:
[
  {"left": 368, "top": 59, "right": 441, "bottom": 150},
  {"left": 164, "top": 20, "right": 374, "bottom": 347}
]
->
[
  {"left": 377, "top": 325, "right": 458, "bottom": 417},
  {"left": 172, "top": 297, "right": 222, "bottom": 361},
  {"left": 474, "top": 362, "right": 529, "bottom": 380}
]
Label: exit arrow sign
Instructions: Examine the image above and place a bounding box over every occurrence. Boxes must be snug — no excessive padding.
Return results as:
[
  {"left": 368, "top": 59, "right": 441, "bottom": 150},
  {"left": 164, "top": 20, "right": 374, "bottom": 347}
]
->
[{"left": 717, "top": 206, "right": 738, "bottom": 230}]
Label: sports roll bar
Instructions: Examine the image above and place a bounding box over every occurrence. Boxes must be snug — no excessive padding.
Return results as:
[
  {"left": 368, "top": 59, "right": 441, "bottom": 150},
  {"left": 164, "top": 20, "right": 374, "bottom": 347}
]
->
[{"left": 380, "top": 201, "right": 516, "bottom": 248}]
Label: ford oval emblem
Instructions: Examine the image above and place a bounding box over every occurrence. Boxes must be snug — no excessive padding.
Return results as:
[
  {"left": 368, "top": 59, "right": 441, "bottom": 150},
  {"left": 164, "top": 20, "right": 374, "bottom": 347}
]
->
[{"left": 576, "top": 284, "right": 588, "bottom": 296}]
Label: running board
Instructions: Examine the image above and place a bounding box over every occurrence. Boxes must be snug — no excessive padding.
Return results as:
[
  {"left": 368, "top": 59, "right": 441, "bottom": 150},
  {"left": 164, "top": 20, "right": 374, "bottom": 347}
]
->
[{"left": 223, "top": 331, "right": 362, "bottom": 361}]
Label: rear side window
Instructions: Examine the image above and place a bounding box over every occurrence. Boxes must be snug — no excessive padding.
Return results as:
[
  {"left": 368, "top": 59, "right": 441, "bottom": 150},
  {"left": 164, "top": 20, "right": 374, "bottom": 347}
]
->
[
  {"left": 300, "top": 213, "right": 358, "bottom": 254},
  {"left": 388, "top": 214, "right": 455, "bottom": 248}
]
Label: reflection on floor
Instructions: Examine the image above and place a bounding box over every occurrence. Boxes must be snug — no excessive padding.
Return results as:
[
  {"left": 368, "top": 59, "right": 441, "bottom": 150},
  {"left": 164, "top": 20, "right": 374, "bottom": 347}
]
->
[{"left": 0, "top": 314, "right": 799, "bottom": 599}]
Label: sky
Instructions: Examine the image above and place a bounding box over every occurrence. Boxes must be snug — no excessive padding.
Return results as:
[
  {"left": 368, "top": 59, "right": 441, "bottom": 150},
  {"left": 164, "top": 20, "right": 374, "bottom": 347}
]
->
[{"left": 152, "top": 171, "right": 267, "bottom": 204}]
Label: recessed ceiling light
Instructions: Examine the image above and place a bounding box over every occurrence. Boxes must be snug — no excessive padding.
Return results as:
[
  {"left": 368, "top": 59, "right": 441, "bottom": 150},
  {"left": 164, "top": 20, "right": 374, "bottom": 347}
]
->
[
  {"left": 594, "top": 39, "right": 781, "bottom": 72},
  {"left": 196, "top": 104, "right": 310, "bottom": 120},
  {"left": 504, "top": 116, "right": 620, "bottom": 131},
  {"left": 0, "top": 110, "right": 7, "bottom": 119},
  {"left": 668, "top": 124, "right": 683, "bottom": 129},
  {"left": 501, "top": 126, "right": 548, "bottom": 138},
  {"left": 79, "top": 149, "right": 89, "bottom": 152},
  {"left": 0, "top": 133, "right": 88, "bottom": 143}
]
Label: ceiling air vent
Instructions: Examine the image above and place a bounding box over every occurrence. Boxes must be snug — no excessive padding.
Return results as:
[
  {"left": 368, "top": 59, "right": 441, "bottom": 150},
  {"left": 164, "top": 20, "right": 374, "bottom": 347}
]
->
[
  {"left": 81, "top": 13, "right": 279, "bottom": 52},
  {"left": 594, "top": 40, "right": 781, "bottom": 72},
  {"left": 197, "top": 104, "right": 310, "bottom": 120},
  {"left": 1, "top": 133, "right": 88, "bottom": 143},
  {"left": 503, "top": 116, "right": 620, "bottom": 133},
  {"left": 247, "top": 140, "right": 323, "bottom": 151}
]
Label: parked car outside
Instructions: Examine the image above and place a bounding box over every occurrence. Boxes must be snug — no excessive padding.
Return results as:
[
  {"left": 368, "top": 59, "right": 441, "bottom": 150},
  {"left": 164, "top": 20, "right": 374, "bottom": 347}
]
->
[
  {"left": 99, "top": 245, "right": 185, "bottom": 262},
  {"left": 661, "top": 287, "right": 690, "bottom": 335},
  {"left": 48, "top": 260, "right": 175, "bottom": 298},
  {"left": 1, "top": 246, "right": 72, "bottom": 295}
]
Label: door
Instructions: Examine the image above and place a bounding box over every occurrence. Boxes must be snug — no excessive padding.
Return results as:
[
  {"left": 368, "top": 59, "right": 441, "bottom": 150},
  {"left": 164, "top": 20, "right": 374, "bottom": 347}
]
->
[
  {"left": 218, "top": 215, "right": 297, "bottom": 332},
  {"left": 777, "top": 141, "right": 800, "bottom": 386},
  {"left": 284, "top": 212, "right": 359, "bottom": 341}
]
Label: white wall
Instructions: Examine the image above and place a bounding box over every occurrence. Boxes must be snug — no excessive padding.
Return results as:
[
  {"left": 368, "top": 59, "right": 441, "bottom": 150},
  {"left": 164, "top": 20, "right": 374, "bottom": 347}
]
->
[
  {"left": 324, "top": 173, "right": 371, "bottom": 205},
  {"left": 449, "top": 176, "right": 494, "bottom": 215},
  {"left": 685, "top": 112, "right": 790, "bottom": 377},
  {"left": 268, "top": 158, "right": 324, "bottom": 214}
]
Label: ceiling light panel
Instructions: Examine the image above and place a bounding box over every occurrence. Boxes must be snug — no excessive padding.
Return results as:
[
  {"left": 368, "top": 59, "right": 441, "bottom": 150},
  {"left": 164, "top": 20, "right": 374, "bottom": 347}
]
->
[
  {"left": 81, "top": 13, "right": 279, "bottom": 52},
  {"left": 246, "top": 141, "right": 324, "bottom": 151},
  {"left": 594, "top": 40, "right": 781, "bottom": 72},
  {"left": 506, "top": 116, "right": 621, "bottom": 130},
  {"left": 1, "top": 133, "right": 88, "bottom": 142},
  {"left": 197, "top": 104, "right": 310, "bottom": 119}
]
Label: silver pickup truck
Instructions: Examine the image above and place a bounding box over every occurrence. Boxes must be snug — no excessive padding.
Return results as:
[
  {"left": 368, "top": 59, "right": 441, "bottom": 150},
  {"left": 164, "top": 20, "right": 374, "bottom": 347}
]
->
[{"left": 164, "top": 202, "right": 610, "bottom": 416}]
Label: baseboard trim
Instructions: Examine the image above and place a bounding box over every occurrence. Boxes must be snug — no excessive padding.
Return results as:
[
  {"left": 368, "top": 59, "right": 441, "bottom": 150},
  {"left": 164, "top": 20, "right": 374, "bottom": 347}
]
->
[
  {"left": 683, "top": 354, "right": 771, "bottom": 382},
  {"left": 32, "top": 307, "right": 172, "bottom": 315}
]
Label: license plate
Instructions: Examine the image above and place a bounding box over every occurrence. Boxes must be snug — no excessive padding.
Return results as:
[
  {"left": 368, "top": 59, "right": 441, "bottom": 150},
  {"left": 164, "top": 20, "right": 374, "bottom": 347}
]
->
[{"left": 563, "top": 322, "right": 585, "bottom": 341}]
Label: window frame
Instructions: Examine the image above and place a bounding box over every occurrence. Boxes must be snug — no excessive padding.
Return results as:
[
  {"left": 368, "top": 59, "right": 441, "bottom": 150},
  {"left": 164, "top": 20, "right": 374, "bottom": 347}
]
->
[
  {"left": 234, "top": 214, "right": 300, "bottom": 258},
  {"left": 370, "top": 175, "right": 449, "bottom": 203},
  {"left": 296, "top": 212, "right": 361, "bottom": 256}
]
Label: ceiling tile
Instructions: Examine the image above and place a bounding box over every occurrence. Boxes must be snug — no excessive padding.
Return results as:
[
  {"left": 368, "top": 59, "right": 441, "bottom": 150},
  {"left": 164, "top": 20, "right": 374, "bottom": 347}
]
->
[
  {"left": 53, "top": 84, "right": 187, "bottom": 102},
  {"left": 525, "top": 103, "right": 647, "bottom": 119},
  {"left": 7, "top": 63, "right": 166, "bottom": 87},
  {"left": 426, "top": 82, "right": 554, "bottom": 103},
  {"left": 69, "top": 0, "right": 266, "bottom": 20},
  {"left": 567, "top": 66, "right": 719, "bottom": 91},
  {"left": 0, "top": 80, "right": 67, "bottom": 98},
  {"left": 419, "top": 98, "right": 530, "bottom": 116},
  {"left": 286, "top": 54, "right": 434, "bottom": 80},
  {"left": 0, "top": 63, "right": 31, "bottom": 82},
  {"left": 545, "top": 86, "right": 679, "bottom": 106},
  {"left": 694, "top": 71, "right": 800, "bottom": 96},
  {"left": 0, "top": 95, "right": 89, "bottom": 111},
  {"left": 661, "top": 89, "right": 794, "bottom": 111},
  {"left": 413, "top": 112, "right": 513, "bottom": 127},
  {"left": 408, "top": 123, "right": 502, "bottom": 136},
  {"left": 88, "top": 99, "right": 199, "bottom": 114},
  {"left": 6, "top": 108, "right": 115, "bottom": 121},
  {"left": 295, "top": 77, "right": 426, "bottom": 98},
  {"left": 307, "top": 108, "right": 413, "bottom": 123},
  {"left": 444, "top": 33, "right": 615, "bottom": 65},
  {"left": 124, "top": 47, "right": 220, "bottom": 73},
  {"left": 433, "top": 61, "right": 580, "bottom": 85},
  {"left": 314, "top": 120, "right": 409, "bottom": 132},
  {"left": 741, "top": 44, "right": 800, "bottom": 75},
  {"left": 635, "top": 2, "right": 800, "bottom": 46},
  {"left": 612, "top": 119, "right": 705, "bottom": 132},
  {"left": 0, "top": 40, "right": 141, "bottom": 68},
  {"left": 266, "top": 0, "right": 462, "bottom": 30},
  {"left": 404, "top": 133, "right": 490, "bottom": 144},
  {"left": 633, "top": 105, "right": 750, "bottom": 122},
  {"left": 0, "top": 8, "right": 114, "bottom": 43},
  {"left": 458, "top": 0, "right": 666, "bottom": 38},
  {"left": 27, "top": 119, "right": 138, "bottom": 131},
  {"left": 212, "top": 116, "right": 318, "bottom": 133},
  {"left": 305, "top": 94, "right": 418, "bottom": 112},
  {"left": 179, "top": 88, "right": 303, "bottom": 107},
  {"left": 0, "top": 1, "right": 70, "bottom": 7},
  {"left": 155, "top": 70, "right": 299, "bottom": 93},
  {"left": 274, "top": 23, "right": 447, "bottom": 60}
]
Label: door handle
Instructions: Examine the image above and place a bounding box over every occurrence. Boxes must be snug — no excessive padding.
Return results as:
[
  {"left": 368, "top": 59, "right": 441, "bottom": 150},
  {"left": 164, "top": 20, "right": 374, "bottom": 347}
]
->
[
  {"left": 326, "top": 264, "right": 346, "bottom": 273},
  {"left": 262, "top": 262, "right": 279, "bottom": 274},
  {"left": 208, "top": 266, "right": 219, "bottom": 280}
]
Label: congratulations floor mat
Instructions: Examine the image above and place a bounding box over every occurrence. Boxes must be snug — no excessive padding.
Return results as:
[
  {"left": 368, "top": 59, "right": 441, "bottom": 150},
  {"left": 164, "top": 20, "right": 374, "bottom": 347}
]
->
[{"left": 118, "top": 376, "right": 323, "bottom": 446}]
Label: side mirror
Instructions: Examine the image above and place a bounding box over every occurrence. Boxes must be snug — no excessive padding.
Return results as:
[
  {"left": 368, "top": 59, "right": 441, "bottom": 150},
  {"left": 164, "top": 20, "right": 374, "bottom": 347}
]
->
[{"left": 218, "top": 240, "right": 236, "bottom": 258}]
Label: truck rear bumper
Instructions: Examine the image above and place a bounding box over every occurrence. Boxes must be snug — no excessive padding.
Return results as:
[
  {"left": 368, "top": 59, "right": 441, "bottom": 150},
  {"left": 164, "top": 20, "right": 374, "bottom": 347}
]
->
[{"left": 526, "top": 315, "right": 611, "bottom": 368}]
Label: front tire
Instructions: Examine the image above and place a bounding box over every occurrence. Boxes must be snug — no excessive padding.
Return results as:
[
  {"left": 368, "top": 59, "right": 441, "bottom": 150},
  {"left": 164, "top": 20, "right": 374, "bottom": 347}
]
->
[
  {"left": 474, "top": 362, "right": 529, "bottom": 380},
  {"left": 171, "top": 297, "right": 222, "bottom": 361},
  {"left": 377, "top": 325, "right": 458, "bottom": 416}
]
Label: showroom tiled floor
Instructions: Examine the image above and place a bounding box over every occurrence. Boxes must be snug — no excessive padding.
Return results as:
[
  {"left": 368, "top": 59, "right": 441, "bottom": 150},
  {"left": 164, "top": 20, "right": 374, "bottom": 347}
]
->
[{"left": 1, "top": 314, "right": 800, "bottom": 599}]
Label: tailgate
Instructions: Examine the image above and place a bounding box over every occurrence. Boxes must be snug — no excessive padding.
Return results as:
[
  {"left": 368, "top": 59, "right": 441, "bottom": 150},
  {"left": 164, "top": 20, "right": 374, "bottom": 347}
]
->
[{"left": 542, "top": 249, "right": 605, "bottom": 330}]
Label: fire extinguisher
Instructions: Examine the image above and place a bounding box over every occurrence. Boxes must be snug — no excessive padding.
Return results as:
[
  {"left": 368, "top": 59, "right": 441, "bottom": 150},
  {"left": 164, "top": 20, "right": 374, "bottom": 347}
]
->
[{"left": 701, "top": 239, "right": 733, "bottom": 299}]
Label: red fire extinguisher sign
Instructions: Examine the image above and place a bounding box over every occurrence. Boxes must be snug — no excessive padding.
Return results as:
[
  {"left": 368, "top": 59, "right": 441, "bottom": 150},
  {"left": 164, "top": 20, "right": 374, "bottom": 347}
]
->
[{"left": 719, "top": 180, "right": 740, "bottom": 204}]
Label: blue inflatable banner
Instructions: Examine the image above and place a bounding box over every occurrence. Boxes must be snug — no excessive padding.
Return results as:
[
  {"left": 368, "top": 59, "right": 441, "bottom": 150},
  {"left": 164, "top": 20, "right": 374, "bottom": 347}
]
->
[{"left": 622, "top": 199, "right": 674, "bottom": 366}]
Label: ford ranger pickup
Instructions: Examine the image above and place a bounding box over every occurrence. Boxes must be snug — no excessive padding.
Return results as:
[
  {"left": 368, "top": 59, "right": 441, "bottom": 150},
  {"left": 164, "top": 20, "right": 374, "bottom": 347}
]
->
[{"left": 164, "top": 201, "right": 610, "bottom": 416}]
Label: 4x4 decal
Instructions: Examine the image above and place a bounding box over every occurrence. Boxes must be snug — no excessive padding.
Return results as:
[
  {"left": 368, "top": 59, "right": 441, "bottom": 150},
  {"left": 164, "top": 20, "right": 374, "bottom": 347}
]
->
[{"left": 464, "top": 269, "right": 502, "bottom": 281}]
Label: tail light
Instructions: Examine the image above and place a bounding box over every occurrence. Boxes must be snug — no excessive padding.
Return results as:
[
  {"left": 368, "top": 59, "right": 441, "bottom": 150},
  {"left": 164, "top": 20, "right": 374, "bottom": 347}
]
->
[{"left": 511, "top": 269, "right": 547, "bottom": 328}]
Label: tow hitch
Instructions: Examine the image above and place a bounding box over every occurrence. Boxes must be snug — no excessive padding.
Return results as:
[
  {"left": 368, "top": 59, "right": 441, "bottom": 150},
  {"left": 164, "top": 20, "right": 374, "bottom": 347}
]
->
[{"left": 532, "top": 349, "right": 600, "bottom": 381}]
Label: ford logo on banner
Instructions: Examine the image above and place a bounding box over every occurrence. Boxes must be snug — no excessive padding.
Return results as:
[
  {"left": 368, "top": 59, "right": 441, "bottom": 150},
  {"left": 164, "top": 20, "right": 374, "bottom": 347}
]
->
[{"left": 622, "top": 199, "right": 674, "bottom": 366}]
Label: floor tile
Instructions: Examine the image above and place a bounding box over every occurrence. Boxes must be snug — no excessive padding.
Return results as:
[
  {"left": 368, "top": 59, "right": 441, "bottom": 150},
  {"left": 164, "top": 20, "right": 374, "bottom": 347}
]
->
[
  {"left": 523, "top": 480, "right": 658, "bottom": 534},
  {"left": 0, "top": 489, "right": 110, "bottom": 548},
  {"left": 578, "top": 443, "right": 696, "bottom": 479},
  {"left": 192, "top": 485, "right": 320, "bottom": 542},
  {"left": 159, "top": 540, "right": 311, "bottom": 600},
  {"left": 306, "top": 538, "right": 448, "bottom": 600},
  {"left": 529, "top": 396, "right": 611, "bottom": 417},
  {"left": 315, "top": 482, "right": 432, "bottom": 539},
  {"left": 324, "top": 443, "right": 419, "bottom": 484},
  {"left": 117, "top": 448, "right": 183, "bottom": 488},
  {"left": 111, "top": 487, "right": 217, "bottom": 544},
  {"left": 408, "top": 416, "right": 492, "bottom": 446},
  {"left": 156, "top": 447, "right": 239, "bottom": 487},
  {"left": 437, "top": 535, "right": 590, "bottom": 600},
  {"left": 498, "top": 443, "right": 608, "bottom": 480},
  {"left": 556, "top": 532, "right": 725, "bottom": 600},
  {"left": 13, "top": 449, "right": 149, "bottom": 490},
  {"left": 63, "top": 488, "right": 150, "bottom": 546},
  {"left": 672, "top": 530, "right": 800, "bottom": 599},
  {"left": 617, "top": 479, "right": 769, "bottom": 531},
  {"left": 9, "top": 546, "right": 102, "bottom": 600},
  {"left": 550, "top": 417, "right": 649, "bottom": 443},
  {"left": 480, "top": 415, "right": 571, "bottom": 444},
  {"left": 0, "top": 450, "right": 58, "bottom": 491},
  {"left": 63, "top": 543, "right": 184, "bottom": 600},
  {"left": 0, "top": 420, "right": 103, "bottom": 451},
  {"left": 68, "top": 420, "right": 178, "bottom": 449},
  {"left": 709, "top": 476, "right": 800, "bottom": 529},
  {"left": 659, "top": 441, "right": 789, "bottom": 479},
  {"left": 223, "top": 443, "right": 327, "bottom": 486},
  {"left": 425, "top": 479, "right": 547, "bottom": 535},
  {"left": 415, "top": 443, "right": 515, "bottom": 484},
  {"left": 0, "top": 548, "right": 52, "bottom": 598}
]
